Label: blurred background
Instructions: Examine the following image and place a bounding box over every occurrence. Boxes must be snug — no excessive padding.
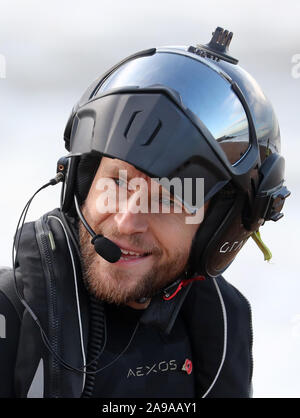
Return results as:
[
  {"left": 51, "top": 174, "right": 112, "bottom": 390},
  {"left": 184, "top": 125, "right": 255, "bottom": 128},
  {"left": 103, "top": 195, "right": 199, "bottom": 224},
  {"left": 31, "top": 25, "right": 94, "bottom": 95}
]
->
[{"left": 0, "top": 0, "right": 299, "bottom": 397}]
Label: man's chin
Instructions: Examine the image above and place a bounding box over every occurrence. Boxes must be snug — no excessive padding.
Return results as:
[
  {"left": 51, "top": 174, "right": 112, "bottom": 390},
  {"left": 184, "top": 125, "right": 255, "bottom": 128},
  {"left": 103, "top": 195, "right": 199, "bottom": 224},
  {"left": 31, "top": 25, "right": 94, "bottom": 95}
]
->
[
  {"left": 85, "top": 271, "right": 157, "bottom": 306},
  {"left": 80, "top": 240, "right": 189, "bottom": 305}
]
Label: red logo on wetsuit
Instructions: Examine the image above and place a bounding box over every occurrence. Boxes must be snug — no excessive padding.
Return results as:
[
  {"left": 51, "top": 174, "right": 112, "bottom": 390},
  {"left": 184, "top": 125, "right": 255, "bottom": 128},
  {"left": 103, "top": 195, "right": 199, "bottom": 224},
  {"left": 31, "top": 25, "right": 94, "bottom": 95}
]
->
[{"left": 182, "top": 358, "right": 193, "bottom": 375}]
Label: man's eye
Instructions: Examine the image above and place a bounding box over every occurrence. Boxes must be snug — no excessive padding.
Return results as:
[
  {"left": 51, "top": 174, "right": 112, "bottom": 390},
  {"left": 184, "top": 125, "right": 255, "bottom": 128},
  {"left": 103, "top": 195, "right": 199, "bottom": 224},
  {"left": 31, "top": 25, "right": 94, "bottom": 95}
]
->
[
  {"left": 161, "top": 197, "right": 184, "bottom": 211},
  {"left": 160, "top": 197, "right": 174, "bottom": 206},
  {"left": 113, "top": 178, "right": 127, "bottom": 188}
]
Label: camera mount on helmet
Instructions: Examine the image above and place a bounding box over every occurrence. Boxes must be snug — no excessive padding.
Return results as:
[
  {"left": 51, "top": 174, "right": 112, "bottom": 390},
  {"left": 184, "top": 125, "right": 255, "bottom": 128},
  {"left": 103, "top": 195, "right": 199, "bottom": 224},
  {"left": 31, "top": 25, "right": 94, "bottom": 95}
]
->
[{"left": 189, "top": 26, "right": 239, "bottom": 65}]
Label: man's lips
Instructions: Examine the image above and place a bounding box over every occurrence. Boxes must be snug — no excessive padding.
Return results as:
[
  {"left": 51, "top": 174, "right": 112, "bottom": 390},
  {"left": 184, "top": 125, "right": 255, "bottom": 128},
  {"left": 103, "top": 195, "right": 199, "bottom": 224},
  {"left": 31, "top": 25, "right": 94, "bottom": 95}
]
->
[
  {"left": 116, "top": 254, "right": 152, "bottom": 264},
  {"left": 108, "top": 239, "right": 152, "bottom": 263},
  {"left": 109, "top": 239, "right": 151, "bottom": 256}
]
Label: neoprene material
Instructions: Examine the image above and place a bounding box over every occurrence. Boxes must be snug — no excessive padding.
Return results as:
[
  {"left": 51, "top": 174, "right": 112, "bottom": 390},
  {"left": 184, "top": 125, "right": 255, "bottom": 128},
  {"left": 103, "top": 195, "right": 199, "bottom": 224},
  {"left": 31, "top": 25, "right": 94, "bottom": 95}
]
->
[
  {"left": 75, "top": 152, "right": 101, "bottom": 204},
  {"left": 0, "top": 287, "right": 21, "bottom": 396},
  {"left": 92, "top": 303, "right": 195, "bottom": 398},
  {"left": 0, "top": 207, "right": 253, "bottom": 397}
]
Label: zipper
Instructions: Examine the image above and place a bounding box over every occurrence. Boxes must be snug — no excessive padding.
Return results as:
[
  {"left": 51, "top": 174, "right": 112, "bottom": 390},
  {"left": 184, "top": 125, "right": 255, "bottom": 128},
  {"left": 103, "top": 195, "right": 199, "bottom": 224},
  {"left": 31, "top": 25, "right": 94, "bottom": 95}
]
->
[{"left": 35, "top": 217, "right": 60, "bottom": 397}]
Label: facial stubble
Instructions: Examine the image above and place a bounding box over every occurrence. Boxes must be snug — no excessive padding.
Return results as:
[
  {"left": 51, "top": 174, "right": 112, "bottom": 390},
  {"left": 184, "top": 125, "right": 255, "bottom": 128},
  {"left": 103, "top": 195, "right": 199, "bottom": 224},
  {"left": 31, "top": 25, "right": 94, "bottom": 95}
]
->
[{"left": 78, "top": 222, "right": 191, "bottom": 305}]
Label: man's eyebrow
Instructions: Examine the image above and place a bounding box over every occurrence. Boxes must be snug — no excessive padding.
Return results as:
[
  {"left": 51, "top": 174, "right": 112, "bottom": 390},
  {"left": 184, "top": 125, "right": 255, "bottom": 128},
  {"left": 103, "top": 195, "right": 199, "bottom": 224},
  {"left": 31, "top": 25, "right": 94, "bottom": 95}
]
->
[
  {"left": 102, "top": 163, "right": 144, "bottom": 180},
  {"left": 102, "top": 165, "right": 183, "bottom": 204}
]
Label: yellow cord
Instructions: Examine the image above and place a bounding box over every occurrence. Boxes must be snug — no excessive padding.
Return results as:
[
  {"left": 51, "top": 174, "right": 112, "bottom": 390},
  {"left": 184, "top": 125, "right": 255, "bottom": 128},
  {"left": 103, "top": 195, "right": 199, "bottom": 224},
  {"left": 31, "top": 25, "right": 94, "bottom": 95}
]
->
[{"left": 251, "top": 230, "right": 272, "bottom": 261}]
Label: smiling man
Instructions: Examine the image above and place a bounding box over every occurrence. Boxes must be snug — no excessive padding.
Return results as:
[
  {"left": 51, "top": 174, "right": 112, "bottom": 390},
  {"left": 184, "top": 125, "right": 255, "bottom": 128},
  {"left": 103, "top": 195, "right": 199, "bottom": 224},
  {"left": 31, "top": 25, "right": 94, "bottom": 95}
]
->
[
  {"left": 0, "top": 28, "right": 290, "bottom": 398},
  {"left": 79, "top": 157, "right": 205, "bottom": 309}
]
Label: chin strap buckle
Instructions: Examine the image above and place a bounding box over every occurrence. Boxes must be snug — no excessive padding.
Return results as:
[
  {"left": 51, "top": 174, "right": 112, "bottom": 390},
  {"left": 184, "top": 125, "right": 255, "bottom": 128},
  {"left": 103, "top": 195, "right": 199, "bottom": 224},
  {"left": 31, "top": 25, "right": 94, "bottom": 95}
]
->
[{"left": 163, "top": 275, "right": 205, "bottom": 301}]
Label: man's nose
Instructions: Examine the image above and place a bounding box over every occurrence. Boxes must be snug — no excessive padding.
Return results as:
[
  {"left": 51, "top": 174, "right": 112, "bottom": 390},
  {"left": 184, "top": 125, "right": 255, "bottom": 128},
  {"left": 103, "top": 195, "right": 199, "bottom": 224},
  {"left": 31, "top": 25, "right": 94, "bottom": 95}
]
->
[{"left": 114, "top": 199, "right": 149, "bottom": 235}]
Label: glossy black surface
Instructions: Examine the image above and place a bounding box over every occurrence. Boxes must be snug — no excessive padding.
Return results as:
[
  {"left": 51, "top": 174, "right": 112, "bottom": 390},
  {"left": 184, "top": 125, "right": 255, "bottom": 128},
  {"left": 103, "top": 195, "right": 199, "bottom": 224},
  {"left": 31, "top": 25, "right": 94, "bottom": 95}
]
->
[{"left": 96, "top": 52, "right": 250, "bottom": 164}]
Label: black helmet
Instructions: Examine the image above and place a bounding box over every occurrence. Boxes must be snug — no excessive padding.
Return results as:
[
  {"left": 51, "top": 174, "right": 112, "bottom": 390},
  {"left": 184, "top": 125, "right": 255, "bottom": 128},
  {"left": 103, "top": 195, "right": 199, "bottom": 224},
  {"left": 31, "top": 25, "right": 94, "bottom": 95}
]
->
[{"left": 60, "top": 27, "right": 290, "bottom": 278}]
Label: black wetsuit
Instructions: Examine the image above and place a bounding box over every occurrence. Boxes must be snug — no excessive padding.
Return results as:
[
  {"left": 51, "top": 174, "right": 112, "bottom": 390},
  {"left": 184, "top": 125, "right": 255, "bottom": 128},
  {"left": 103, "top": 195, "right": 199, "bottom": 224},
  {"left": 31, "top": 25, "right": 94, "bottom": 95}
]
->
[
  {"left": 0, "top": 208, "right": 253, "bottom": 398},
  {"left": 92, "top": 303, "right": 194, "bottom": 398}
]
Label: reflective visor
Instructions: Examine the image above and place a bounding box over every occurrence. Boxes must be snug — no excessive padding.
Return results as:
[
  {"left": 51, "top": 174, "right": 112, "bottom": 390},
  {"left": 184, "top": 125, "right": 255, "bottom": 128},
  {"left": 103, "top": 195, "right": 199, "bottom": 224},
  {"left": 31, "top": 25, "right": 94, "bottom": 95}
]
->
[{"left": 94, "top": 51, "right": 250, "bottom": 165}]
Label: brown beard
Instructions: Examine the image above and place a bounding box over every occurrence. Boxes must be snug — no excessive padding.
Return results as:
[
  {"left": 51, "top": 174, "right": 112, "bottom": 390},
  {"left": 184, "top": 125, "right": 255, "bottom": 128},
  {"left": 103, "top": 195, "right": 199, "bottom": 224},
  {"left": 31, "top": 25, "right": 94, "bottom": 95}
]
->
[{"left": 78, "top": 222, "right": 190, "bottom": 305}]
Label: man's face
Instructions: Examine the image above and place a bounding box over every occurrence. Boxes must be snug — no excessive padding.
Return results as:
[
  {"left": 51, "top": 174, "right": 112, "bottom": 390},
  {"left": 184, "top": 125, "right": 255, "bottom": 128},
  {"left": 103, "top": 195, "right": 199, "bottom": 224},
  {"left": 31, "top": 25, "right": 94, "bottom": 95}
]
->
[{"left": 79, "top": 157, "right": 205, "bottom": 306}]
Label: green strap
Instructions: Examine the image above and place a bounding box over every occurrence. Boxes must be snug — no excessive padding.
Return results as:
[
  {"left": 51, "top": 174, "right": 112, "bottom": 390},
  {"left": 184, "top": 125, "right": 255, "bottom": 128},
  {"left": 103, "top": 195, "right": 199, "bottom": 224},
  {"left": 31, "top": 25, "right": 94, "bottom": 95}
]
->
[{"left": 251, "top": 230, "right": 272, "bottom": 261}]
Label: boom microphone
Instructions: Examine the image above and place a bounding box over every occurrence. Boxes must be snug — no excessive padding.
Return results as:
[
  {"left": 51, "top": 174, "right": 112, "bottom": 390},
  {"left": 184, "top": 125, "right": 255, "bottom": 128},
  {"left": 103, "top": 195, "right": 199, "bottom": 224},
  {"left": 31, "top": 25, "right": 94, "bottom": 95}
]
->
[
  {"left": 74, "top": 195, "right": 121, "bottom": 263},
  {"left": 91, "top": 235, "right": 122, "bottom": 263}
]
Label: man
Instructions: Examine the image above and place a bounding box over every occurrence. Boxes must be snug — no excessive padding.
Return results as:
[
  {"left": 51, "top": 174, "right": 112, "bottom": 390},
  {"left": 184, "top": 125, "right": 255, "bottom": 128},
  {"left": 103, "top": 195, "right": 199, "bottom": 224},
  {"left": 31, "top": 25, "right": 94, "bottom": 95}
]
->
[
  {"left": 0, "top": 27, "right": 290, "bottom": 398},
  {"left": 79, "top": 155, "right": 210, "bottom": 310}
]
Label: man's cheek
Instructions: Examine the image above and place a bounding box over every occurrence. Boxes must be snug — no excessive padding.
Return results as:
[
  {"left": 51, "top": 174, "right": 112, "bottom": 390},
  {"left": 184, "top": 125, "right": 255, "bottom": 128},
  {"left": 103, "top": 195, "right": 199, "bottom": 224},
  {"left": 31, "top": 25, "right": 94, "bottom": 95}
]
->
[{"left": 95, "top": 178, "right": 117, "bottom": 214}]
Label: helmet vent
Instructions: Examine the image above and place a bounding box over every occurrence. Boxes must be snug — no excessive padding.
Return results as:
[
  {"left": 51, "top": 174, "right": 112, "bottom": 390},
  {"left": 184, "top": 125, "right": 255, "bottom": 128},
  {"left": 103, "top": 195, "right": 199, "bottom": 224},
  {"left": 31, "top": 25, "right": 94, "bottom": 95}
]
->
[
  {"left": 124, "top": 110, "right": 142, "bottom": 139},
  {"left": 124, "top": 109, "right": 162, "bottom": 146},
  {"left": 141, "top": 119, "right": 162, "bottom": 146}
]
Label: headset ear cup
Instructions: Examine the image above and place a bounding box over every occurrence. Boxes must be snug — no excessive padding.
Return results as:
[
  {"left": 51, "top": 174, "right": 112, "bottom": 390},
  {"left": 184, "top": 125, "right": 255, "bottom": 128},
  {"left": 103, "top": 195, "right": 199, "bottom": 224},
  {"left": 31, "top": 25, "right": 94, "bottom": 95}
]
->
[
  {"left": 61, "top": 152, "right": 102, "bottom": 215},
  {"left": 75, "top": 152, "right": 102, "bottom": 206},
  {"left": 202, "top": 194, "right": 252, "bottom": 277},
  {"left": 190, "top": 154, "right": 289, "bottom": 277},
  {"left": 61, "top": 156, "right": 80, "bottom": 214},
  {"left": 189, "top": 191, "right": 252, "bottom": 278},
  {"left": 244, "top": 153, "right": 287, "bottom": 230},
  {"left": 188, "top": 192, "right": 234, "bottom": 277}
]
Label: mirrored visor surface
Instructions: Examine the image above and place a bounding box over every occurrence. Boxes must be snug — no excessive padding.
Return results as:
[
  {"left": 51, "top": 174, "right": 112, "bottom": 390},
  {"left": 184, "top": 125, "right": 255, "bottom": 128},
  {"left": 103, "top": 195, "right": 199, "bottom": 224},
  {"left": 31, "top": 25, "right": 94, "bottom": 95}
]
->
[{"left": 94, "top": 51, "right": 250, "bottom": 164}]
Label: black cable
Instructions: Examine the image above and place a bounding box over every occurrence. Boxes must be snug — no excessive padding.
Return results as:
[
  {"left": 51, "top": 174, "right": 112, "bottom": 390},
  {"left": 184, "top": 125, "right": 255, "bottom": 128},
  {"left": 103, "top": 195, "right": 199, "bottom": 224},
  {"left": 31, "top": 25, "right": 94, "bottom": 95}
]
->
[
  {"left": 59, "top": 180, "right": 82, "bottom": 261},
  {"left": 93, "top": 321, "right": 139, "bottom": 374},
  {"left": 12, "top": 181, "right": 55, "bottom": 321},
  {"left": 74, "top": 194, "right": 95, "bottom": 237}
]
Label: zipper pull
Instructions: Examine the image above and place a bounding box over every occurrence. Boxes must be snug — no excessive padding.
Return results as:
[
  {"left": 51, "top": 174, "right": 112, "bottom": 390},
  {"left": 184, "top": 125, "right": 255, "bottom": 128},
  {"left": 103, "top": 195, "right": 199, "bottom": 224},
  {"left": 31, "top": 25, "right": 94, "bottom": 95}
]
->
[{"left": 48, "top": 230, "right": 56, "bottom": 251}]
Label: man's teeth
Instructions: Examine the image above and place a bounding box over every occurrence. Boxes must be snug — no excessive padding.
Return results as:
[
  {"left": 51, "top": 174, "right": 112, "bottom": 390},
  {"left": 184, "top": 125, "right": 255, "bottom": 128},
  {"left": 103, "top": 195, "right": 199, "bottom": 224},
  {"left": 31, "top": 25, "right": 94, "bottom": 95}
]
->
[
  {"left": 121, "top": 249, "right": 142, "bottom": 256},
  {"left": 120, "top": 248, "right": 146, "bottom": 258}
]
